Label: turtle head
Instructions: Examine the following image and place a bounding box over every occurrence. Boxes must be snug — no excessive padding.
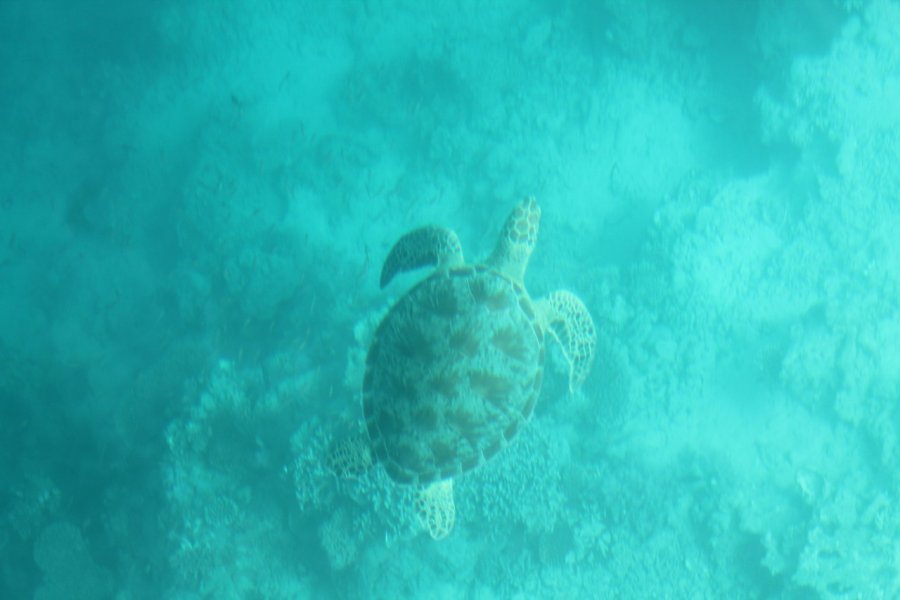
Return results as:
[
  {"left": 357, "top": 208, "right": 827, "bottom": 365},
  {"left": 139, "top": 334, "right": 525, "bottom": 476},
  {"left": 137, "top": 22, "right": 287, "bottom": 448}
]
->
[{"left": 488, "top": 197, "right": 541, "bottom": 282}]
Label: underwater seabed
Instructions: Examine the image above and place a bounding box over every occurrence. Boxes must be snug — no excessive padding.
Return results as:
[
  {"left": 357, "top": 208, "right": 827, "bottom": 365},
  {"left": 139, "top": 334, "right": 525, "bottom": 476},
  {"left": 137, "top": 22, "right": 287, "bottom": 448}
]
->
[{"left": 2, "top": 0, "right": 900, "bottom": 598}]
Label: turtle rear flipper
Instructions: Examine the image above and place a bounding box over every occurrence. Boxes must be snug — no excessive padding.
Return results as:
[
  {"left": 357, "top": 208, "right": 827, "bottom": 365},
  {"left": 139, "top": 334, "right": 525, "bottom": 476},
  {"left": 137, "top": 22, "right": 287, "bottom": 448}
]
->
[
  {"left": 415, "top": 479, "right": 455, "bottom": 540},
  {"left": 380, "top": 227, "right": 464, "bottom": 288},
  {"left": 327, "top": 434, "right": 373, "bottom": 479},
  {"left": 537, "top": 290, "right": 597, "bottom": 391}
]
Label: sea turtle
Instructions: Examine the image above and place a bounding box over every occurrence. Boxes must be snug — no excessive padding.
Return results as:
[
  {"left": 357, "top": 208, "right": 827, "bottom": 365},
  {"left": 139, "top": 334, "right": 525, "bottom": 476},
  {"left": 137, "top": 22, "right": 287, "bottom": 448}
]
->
[{"left": 328, "top": 197, "right": 597, "bottom": 539}]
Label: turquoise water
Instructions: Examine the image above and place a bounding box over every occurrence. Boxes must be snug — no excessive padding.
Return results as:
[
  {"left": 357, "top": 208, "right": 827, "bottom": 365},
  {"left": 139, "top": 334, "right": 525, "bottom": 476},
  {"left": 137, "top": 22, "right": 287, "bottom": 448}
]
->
[{"left": 2, "top": 0, "right": 898, "bottom": 597}]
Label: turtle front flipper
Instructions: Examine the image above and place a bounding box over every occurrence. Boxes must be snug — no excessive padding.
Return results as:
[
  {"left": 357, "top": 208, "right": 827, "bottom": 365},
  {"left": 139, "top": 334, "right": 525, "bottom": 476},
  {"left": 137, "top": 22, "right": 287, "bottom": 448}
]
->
[
  {"left": 414, "top": 479, "right": 455, "bottom": 540},
  {"left": 380, "top": 226, "right": 465, "bottom": 288},
  {"left": 537, "top": 290, "right": 597, "bottom": 392}
]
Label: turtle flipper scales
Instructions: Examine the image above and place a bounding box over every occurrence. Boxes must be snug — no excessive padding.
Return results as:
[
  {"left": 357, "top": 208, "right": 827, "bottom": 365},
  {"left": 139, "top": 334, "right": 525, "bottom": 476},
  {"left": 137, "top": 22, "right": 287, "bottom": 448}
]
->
[
  {"left": 537, "top": 290, "right": 597, "bottom": 391},
  {"left": 326, "top": 433, "right": 373, "bottom": 478},
  {"left": 380, "top": 226, "right": 464, "bottom": 288},
  {"left": 487, "top": 197, "right": 540, "bottom": 283},
  {"left": 414, "top": 479, "right": 455, "bottom": 540}
]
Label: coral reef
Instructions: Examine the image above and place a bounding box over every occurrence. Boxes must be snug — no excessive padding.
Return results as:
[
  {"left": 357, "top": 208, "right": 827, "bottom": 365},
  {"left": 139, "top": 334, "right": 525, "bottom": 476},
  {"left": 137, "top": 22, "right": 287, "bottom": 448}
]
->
[{"left": 164, "top": 359, "right": 320, "bottom": 597}]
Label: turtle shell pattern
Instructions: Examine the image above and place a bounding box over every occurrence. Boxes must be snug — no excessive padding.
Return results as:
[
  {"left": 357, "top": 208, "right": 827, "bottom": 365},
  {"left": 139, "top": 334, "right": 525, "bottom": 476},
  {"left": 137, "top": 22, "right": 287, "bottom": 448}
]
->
[{"left": 363, "top": 264, "right": 545, "bottom": 486}]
